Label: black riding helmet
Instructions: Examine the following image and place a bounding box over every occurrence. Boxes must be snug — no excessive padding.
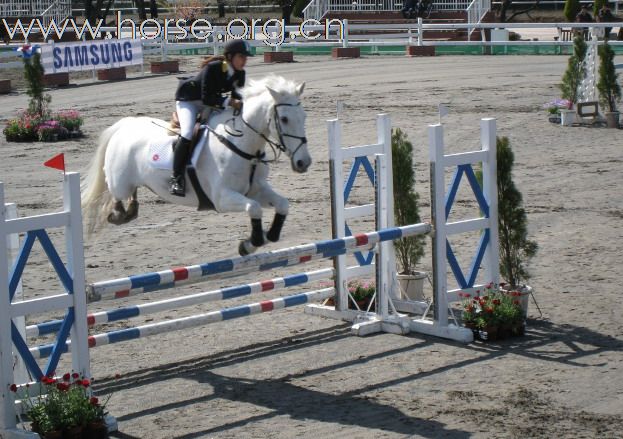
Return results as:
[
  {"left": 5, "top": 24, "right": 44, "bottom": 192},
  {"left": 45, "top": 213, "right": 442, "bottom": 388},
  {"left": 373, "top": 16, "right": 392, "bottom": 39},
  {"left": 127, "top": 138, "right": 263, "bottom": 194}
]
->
[{"left": 224, "top": 39, "right": 253, "bottom": 57}]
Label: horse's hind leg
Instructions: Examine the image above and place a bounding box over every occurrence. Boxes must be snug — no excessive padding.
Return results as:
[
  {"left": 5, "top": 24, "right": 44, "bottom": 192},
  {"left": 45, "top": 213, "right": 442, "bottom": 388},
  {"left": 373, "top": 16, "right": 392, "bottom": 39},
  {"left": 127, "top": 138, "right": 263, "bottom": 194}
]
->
[
  {"left": 107, "top": 190, "right": 138, "bottom": 225},
  {"left": 125, "top": 189, "right": 139, "bottom": 223}
]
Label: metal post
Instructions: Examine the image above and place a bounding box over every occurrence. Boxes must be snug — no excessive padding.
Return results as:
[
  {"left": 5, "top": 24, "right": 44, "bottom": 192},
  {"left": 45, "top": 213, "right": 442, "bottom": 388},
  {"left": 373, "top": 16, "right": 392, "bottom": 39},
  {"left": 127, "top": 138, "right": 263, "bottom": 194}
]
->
[
  {"left": 429, "top": 124, "right": 448, "bottom": 327},
  {"left": 328, "top": 119, "right": 348, "bottom": 312},
  {"left": 375, "top": 154, "right": 389, "bottom": 320}
]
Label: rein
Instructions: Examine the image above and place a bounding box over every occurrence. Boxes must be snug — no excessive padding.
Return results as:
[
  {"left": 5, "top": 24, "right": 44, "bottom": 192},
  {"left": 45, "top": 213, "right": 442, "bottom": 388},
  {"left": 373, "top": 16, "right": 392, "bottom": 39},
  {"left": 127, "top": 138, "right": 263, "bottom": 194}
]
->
[{"left": 204, "top": 125, "right": 267, "bottom": 187}]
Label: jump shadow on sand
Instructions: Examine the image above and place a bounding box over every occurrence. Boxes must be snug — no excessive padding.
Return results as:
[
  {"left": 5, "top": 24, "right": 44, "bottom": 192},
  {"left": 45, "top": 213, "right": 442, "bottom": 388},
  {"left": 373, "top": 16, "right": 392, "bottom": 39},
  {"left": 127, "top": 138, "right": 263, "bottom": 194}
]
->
[
  {"left": 103, "top": 324, "right": 467, "bottom": 438},
  {"left": 104, "top": 319, "right": 621, "bottom": 438}
]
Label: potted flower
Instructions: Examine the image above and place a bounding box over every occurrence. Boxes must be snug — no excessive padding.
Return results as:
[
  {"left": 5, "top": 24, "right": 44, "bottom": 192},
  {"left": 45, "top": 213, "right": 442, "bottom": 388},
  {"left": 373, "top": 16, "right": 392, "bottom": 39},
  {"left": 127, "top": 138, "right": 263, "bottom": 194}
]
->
[
  {"left": 391, "top": 128, "right": 427, "bottom": 301},
  {"left": 497, "top": 136, "right": 538, "bottom": 317},
  {"left": 597, "top": 41, "right": 621, "bottom": 128},
  {"left": 459, "top": 284, "right": 525, "bottom": 341},
  {"left": 543, "top": 98, "right": 572, "bottom": 124},
  {"left": 10, "top": 372, "right": 111, "bottom": 438},
  {"left": 347, "top": 279, "right": 376, "bottom": 311}
]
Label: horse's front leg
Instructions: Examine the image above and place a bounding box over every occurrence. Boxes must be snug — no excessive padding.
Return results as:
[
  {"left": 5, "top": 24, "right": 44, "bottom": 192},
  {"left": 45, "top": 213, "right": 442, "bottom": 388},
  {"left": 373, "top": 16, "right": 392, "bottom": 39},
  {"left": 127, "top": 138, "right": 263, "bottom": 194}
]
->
[
  {"left": 215, "top": 190, "right": 265, "bottom": 256},
  {"left": 250, "top": 184, "right": 289, "bottom": 243}
]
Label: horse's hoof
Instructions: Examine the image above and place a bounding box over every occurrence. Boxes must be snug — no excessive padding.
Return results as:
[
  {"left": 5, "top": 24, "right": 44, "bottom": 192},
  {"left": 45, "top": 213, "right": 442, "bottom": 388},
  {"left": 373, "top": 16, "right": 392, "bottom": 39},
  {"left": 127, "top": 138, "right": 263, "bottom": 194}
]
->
[
  {"left": 266, "top": 230, "right": 279, "bottom": 242},
  {"left": 239, "top": 241, "right": 249, "bottom": 256},
  {"left": 107, "top": 212, "right": 126, "bottom": 225},
  {"left": 239, "top": 240, "right": 257, "bottom": 256},
  {"left": 125, "top": 201, "right": 139, "bottom": 223}
]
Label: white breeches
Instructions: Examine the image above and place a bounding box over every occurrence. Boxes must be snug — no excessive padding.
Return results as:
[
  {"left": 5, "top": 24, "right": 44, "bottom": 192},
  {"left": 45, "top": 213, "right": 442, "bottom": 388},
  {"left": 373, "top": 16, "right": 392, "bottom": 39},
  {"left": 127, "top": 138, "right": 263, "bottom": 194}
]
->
[{"left": 176, "top": 100, "right": 203, "bottom": 140}]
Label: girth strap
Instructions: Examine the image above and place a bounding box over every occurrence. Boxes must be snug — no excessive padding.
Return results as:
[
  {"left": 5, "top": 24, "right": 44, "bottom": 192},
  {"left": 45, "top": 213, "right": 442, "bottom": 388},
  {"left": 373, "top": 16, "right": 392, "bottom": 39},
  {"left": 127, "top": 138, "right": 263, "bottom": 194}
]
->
[{"left": 187, "top": 166, "right": 215, "bottom": 211}]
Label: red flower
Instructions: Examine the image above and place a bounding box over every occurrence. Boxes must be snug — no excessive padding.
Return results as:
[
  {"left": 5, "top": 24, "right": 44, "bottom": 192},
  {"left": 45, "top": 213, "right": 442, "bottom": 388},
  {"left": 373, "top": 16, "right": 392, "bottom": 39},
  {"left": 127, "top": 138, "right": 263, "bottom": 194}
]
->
[
  {"left": 466, "top": 305, "right": 474, "bottom": 313},
  {"left": 81, "top": 379, "right": 91, "bottom": 388},
  {"left": 72, "top": 372, "right": 80, "bottom": 379},
  {"left": 9, "top": 384, "right": 17, "bottom": 393},
  {"left": 513, "top": 300, "right": 520, "bottom": 305},
  {"left": 90, "top": 397, "right": 99, "bottom": 405},
  {"left": 493, "top": 299, "right": 501, "bottom": 305},
  {"left": 56, "top": 382, "right": 70, "bottom": 392},
  {"left": 485, "top": 307, "right": 494, "bottom": 313},
  {"left": 63, "top": 373, "right": 71, "bottom": 382}
]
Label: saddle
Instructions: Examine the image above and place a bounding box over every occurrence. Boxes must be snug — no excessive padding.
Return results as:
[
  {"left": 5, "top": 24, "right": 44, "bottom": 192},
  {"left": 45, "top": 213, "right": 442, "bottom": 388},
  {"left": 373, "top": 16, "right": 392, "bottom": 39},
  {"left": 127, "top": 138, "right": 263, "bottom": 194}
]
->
[{"left": 169, "top": 111, "right": 204, "bottom": 153}]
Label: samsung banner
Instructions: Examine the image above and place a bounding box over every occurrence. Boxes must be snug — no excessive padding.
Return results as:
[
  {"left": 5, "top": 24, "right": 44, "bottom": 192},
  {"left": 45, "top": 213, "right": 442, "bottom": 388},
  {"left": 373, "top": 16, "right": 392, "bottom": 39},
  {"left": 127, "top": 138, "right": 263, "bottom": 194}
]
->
[{"left": 40, "top": 39, "right": 143, "bottom": 74}]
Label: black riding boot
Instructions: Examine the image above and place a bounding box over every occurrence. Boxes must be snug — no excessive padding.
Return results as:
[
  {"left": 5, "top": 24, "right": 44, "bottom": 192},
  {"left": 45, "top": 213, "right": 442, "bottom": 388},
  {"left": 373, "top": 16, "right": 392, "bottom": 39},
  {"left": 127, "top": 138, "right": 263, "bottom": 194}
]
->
[{"left": 169, "top": 137, "right": 192, "bottom": 197}]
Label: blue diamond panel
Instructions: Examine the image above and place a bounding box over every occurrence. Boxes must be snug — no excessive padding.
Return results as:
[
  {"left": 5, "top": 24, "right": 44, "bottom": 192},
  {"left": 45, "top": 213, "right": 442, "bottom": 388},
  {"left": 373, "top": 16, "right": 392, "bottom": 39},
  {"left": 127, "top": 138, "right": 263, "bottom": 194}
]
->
[
  {"left": 9, "top": 229, "right": 75, "bottom": 379},
  {"left": 342, "top": 156, "right": 376, "bottom": 266}
]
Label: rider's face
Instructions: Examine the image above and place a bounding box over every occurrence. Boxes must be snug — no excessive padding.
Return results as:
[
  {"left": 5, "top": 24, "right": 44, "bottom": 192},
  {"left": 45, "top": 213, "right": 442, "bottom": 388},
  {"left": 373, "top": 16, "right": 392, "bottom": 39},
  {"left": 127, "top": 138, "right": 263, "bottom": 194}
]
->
[{"left": 231, "top": 53, "right": 247, "bottom": 71}]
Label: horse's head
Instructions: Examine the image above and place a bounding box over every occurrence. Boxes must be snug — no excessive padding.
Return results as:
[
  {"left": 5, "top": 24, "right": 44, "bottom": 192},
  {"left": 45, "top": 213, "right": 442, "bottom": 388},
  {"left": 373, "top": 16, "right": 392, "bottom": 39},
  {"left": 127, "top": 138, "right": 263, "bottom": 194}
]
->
[{"left": 241, "top": 76, "right": 312, "bottom": 173}]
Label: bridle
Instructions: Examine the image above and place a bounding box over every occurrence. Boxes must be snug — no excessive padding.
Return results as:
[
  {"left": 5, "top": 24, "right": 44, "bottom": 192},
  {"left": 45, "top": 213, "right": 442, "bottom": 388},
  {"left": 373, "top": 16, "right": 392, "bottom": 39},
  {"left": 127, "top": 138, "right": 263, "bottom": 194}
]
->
[
  {"left": 240, "top": 102, "right": 308, "bottom": 163},
  {"left": 203, "top": 102, "right": 307, "bottom": 187}
]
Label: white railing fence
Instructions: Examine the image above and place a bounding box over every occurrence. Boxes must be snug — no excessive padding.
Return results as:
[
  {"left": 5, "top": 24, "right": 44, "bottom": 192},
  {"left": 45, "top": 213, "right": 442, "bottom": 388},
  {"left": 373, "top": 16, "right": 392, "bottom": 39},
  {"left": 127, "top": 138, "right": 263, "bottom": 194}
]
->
[
  {"left": 0, "top": 22, "right": 620, "bottom": 75},
  {"left": 466, "top": 0, "right": 491, "bottom": 37},
  {"left": 1, "top": 0, "right": 72, "bottom": 26},
  {"left": 303, "top": 0, "right": 471, "bottom": 21}
]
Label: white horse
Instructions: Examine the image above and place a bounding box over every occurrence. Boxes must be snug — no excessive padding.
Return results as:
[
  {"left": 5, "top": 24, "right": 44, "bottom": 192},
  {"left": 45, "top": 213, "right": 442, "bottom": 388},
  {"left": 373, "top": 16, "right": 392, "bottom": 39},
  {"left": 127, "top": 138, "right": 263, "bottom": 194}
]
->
[{"left": 81, "top": 75, "right": 312, "bottom": 256}]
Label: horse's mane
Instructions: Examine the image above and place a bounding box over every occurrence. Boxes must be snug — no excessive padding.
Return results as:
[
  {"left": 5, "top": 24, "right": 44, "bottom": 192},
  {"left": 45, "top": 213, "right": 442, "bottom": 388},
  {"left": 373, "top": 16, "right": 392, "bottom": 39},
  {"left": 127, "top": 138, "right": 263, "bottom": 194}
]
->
[{"left": 240, "top": 75, "right": 299, "bottom": 101}]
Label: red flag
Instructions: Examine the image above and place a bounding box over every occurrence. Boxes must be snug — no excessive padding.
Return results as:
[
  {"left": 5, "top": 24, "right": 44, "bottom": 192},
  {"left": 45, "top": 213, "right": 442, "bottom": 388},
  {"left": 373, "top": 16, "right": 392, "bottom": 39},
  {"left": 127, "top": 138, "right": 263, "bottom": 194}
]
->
[{"left": 44, "top": 153, "right": 65, "bottom": 172}]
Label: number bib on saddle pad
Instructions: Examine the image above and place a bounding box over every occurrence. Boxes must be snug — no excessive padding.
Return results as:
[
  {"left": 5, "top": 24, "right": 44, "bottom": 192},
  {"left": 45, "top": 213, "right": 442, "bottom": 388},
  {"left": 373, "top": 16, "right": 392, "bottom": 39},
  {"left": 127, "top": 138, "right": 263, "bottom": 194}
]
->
[{"left": 148, "top": 137, "right": 176, "bottom": 171}]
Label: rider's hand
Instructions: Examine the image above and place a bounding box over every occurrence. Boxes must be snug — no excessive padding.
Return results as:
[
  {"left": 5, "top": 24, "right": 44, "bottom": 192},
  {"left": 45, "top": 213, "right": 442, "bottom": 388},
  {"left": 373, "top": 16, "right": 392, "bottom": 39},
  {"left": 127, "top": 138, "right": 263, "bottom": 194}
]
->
[{"left": 230, "top": 99, "right": 243, "bottom": 111}]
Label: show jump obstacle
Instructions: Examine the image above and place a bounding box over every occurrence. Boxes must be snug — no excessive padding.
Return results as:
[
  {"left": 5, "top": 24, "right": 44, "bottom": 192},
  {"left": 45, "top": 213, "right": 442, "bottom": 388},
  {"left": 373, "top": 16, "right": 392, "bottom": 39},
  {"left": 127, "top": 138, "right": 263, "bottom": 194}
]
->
[{"left": 0, "top": 114, "right": 498, "bottom": 438}]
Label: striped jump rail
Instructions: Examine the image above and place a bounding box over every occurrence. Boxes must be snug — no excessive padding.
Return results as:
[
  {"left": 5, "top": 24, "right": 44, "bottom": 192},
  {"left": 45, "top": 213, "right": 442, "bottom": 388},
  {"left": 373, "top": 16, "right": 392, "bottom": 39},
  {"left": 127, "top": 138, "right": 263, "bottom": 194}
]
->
[
  {"left": 29, "top": 288, "right": 335, "bottom": 359},
  {"left": 26, "top": 268, "right": 334, "bottom": 337},
  {"left": 88, "top": 223, "right": 431, "bottom": 301}
]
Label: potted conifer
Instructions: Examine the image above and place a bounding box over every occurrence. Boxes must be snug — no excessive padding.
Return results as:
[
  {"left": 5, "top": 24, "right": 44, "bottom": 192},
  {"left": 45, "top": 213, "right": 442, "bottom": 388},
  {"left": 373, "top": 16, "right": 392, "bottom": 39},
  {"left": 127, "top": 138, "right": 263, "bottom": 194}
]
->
[
  {"left": 597, "top": 41, "right": 621, "bottom": 128},
  {"left": 391, "top": 128, "right": 427, "bottom": 301},
  {"left": 559, "top": 34, "right": 587, "bottom": 126},
  {"left": 497, "top": 136, "right": 538, "bottom": 317}
]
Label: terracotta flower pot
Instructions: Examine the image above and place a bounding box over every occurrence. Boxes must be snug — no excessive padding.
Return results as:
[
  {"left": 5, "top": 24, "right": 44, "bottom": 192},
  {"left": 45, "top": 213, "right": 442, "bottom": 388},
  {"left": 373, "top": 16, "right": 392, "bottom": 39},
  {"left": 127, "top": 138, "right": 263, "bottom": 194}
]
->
[
  {"left": 478, "top": 325, "right": 498, "bottom": 341},
  {"left": 41, "top": 430, "right": 63, "bottom": 439},
  {"left": 62, "top": 425, "right": 83, "bottom": 439},
  {"left": 85, "top": 421, "right": 109, "bottom": 439},
  {"left": 498, "top": 324, "right": 513, "bottom": 340}
]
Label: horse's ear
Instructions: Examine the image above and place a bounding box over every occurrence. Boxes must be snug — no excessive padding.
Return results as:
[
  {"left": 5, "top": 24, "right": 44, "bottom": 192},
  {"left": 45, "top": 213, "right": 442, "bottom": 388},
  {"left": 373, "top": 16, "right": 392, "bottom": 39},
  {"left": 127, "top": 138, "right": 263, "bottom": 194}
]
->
[
  {"left": 296, "top": 82, "right": 305, "bottom": 96},
  {"left": 266, "top": 86, "right": 281, "bottom": 102}
]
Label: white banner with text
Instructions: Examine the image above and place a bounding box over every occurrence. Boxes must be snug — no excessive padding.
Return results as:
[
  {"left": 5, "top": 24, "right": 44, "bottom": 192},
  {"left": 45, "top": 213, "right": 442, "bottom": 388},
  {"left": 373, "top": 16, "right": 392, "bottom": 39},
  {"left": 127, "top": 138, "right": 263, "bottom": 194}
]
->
[{"left": 40, "top": 39, "right": 143, "bottom": 74}]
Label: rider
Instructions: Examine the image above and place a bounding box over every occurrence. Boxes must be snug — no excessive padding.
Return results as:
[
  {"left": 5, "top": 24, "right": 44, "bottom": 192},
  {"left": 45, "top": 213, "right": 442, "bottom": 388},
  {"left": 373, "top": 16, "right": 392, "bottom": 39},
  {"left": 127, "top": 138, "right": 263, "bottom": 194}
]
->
[{"left": 169, "top": 39, "right": 253, "bottom": 197}]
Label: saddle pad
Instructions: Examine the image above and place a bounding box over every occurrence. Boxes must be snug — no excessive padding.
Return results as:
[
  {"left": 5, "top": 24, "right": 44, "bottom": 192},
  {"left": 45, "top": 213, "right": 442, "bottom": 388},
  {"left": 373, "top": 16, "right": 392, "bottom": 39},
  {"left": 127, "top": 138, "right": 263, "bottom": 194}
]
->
[
  {"left": 148, "top": 131, "right": 208, "bottom": 171},
  {"left": 148, "top": 136, "right": 176, "bottom": 170}
]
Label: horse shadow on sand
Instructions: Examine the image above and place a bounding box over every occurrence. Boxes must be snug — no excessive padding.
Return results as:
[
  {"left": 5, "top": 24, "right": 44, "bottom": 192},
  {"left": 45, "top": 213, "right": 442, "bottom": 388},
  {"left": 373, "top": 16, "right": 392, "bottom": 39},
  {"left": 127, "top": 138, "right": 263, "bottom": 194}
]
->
[{"left": 104, "top": 319, "right": 622, "bottom": 439}]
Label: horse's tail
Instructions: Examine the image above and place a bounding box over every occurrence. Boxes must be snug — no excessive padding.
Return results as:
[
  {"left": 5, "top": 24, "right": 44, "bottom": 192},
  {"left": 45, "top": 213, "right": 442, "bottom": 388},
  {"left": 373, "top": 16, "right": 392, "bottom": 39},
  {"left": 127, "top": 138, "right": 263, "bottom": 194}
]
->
[{"left": 81, "top": 120, "right": 123, "bottom": 236}]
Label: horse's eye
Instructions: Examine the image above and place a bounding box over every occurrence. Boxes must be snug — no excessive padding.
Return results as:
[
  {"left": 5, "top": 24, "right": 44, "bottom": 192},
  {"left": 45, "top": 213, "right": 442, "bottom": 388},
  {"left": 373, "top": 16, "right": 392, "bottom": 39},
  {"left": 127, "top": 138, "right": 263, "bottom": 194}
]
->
[{"left": 280, "top": 116, "right": 288, "bottom": 124}]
